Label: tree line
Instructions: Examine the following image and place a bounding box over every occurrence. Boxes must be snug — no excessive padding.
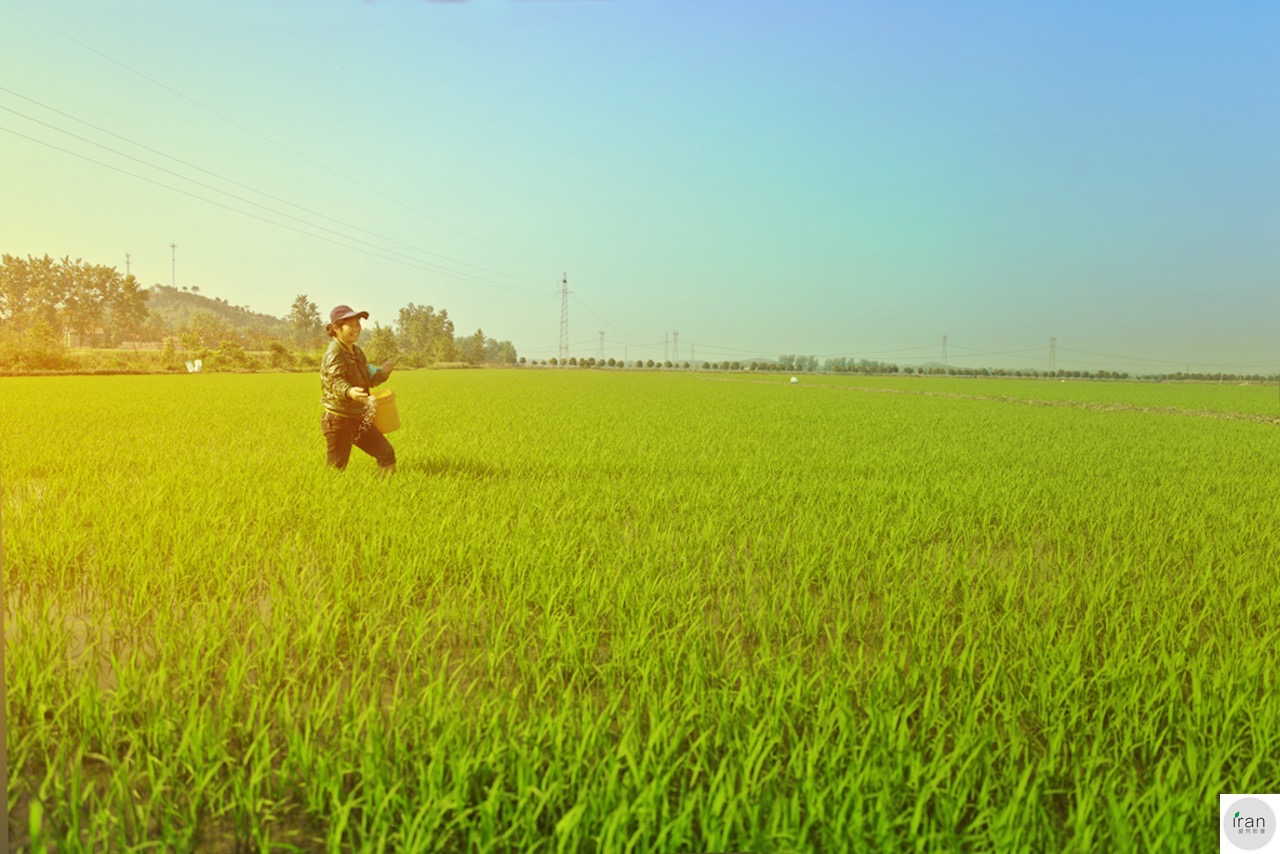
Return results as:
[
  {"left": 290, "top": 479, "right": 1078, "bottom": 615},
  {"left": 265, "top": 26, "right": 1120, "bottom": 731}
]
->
[
  {"left": 0, "top": 254, "right": 148, "bottom": 349},
  {"left": 538, "top": 355, "right": 1275, "bottom": 384},
  {"left": 3, "top": 254, "right": 1263, "bottom": 381},
  {"left": 0, "top": 254, "right": 518, "bottom": 371},
  {"left": 287, "top": 296, "right": 517, "bottom": 369}
]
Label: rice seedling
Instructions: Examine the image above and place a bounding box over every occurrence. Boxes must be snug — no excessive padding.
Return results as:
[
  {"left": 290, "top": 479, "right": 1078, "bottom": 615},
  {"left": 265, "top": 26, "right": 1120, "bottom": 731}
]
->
[{"left": 3, "top": 370, "right": 1279, "bottom": 850}]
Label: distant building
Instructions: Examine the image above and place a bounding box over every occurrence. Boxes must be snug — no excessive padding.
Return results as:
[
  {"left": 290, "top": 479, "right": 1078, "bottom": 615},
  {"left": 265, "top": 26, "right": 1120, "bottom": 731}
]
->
[{"left": 64, "top": 327, "right": 108, "bottom": 348}]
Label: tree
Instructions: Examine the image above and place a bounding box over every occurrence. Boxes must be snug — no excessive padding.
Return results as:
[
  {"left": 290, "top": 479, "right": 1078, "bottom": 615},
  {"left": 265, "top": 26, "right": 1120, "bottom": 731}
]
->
[
  {"left": 30, "top": 256, "right": 64, "bottom": 332},
  {"left": 433, "top": 310, "right": 457, "bottom": 362},
  {"left": 364, "top": 323, "right": 399, "bottom": 366},
  {"left": 109, "top": 274, "right": 149, "bottom": 346},
  {"left": 59, "top": 259, "right": 97, "bottom": 344},
  {"left": 483, "top": 337, "right": 517, "bottom": 365},
  {"left": 241, "top": 323, "right": 276, "bottom": 352},
  {"left": 210, "top": 339, "right": 248, "bottom": 371},
  {"left": 0, "top": 255, "right": 34, "bottom": 333},
  {"left": 0, "top": 254, "right": 60, "bottom": 337},
  {"left": 397, "top": 303, "right": 456, "bottom": 365},
  {"left": 464, "top": 328, "right": 486, "bottom": 365},
  {"left": 289, "top": 294, "right": 324, "bottom": 349},
  {"left": 179, "top": 329, "right": 201, "bottom": 358},
  {"left": 187, "top": 310, "right": 233, "bottom": 349},
  {"left": 268, "top": 341, "right": 294, "bottom": 370},
  {"left": 139, "top": 312, "right": 167, "bottom": 345},
  {"left": 1, "top": 255, "right": 151, "bottom": 347},
  {"left": 396, "top": 303, "right": 431, "bottom": 355},
  {"left": 160, "top": 337, "right": 179, "bottom": 370}
]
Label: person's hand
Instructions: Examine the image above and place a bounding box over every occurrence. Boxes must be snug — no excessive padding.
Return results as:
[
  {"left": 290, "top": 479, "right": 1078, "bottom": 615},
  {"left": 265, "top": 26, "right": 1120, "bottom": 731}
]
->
[
  {"left": 381, "top": 359, "right": 395, "bottom": 376},
  {"left": 348, "top": 387, "right": 369, "bottom": 402}
]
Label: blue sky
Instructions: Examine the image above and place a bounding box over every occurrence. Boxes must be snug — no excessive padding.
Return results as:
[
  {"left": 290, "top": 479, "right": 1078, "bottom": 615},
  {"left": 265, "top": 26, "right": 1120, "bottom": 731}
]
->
[{"left": 2, "top": 1, "right": 1277, "bottom": 372}]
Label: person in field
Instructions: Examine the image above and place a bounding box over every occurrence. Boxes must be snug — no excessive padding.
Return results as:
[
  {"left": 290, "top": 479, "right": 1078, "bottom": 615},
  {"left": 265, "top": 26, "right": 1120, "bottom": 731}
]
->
[{"left": 320, "top": 305, "right": 397, "bottom": 476}]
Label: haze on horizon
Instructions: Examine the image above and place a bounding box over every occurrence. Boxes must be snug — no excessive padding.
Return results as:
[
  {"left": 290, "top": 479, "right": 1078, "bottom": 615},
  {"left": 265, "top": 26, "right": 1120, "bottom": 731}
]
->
[{"left": 2, "top": 0, "right": 1277, "bottom": 375}]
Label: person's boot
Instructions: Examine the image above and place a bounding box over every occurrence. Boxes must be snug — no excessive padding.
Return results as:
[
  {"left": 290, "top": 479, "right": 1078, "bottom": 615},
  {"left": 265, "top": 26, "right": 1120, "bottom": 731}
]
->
[{"left": 378, "top": 463, "right": 397, "bottom": 479}]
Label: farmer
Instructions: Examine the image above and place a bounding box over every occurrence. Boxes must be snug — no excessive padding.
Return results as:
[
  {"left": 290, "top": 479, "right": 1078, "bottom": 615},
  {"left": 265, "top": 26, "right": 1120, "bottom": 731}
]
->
[{"left": 320, "top": 305, "right": 397, "bottom": 476}]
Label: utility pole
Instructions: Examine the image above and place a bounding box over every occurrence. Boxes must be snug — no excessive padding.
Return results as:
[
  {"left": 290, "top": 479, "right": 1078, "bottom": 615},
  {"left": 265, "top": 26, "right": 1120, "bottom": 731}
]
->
[
  {"left": 1049, "top": 336, "right": 1057, "bottom": 373},
  {"left": 170, "top": 242, "right": 177, "bottom": 288},
  {"left": 673, "top": 331, "right": 679, "bottom": 363},
  {"left": 559, "top": 273, "right": 571, "bottom": 366}
]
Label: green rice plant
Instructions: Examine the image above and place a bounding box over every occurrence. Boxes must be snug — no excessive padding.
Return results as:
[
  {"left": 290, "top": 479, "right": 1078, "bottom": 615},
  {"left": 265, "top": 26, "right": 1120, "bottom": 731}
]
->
[{"left": 3, "top": 370, "right": 1279, "bottom": 850}]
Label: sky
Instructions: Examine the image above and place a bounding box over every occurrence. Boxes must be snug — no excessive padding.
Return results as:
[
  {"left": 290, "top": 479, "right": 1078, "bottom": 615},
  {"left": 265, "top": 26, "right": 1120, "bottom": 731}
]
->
[{"left": 1, "top": 0, "right": 1277, "bottom": 373}]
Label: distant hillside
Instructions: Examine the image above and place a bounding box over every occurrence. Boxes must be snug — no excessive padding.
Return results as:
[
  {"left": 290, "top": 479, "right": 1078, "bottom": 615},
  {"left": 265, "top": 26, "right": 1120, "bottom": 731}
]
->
[{"left": 147, "top": 285, "right": 289, "bottom": 337}]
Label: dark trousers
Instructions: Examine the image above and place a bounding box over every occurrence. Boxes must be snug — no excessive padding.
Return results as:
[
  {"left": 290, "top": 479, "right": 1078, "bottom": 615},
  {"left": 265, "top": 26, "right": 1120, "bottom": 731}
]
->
[{"left": 322, "top": 411, "right": 396, "bottom": 470}]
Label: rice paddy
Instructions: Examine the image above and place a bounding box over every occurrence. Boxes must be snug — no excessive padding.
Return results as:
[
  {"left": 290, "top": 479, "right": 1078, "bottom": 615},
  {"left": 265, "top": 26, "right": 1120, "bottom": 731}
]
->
[{"left": 4, "top": 369, "right": 1279, "bottom": 851}]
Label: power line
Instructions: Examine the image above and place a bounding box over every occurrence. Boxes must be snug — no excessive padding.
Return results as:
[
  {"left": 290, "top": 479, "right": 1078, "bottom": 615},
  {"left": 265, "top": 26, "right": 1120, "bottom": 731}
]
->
[
  {"left": 40, "top": 22, "right": 556, "bottom": 273},
  {"left": 0, "top": 103, "right": 555, "bottom": 296},
  {"left": 19, "top": 20, "right": 1273, "bottom": 377},
  {"left": 0, "top": 86, "right": 555, "bottom": 291},
  {"left": 945, "top": 347, "right": 1045, "bottom": 360},
  {"left": 947, "top": 342, "right": 1042, "bottom": 354},
  {"left": 0, "top": 123, "right": 556, "bottom": 296},
  {"left": 527, "top": 323, "right": 1275, "bottom": 373},
  {"left": 570, "top": 293, "right": 630, "bottom": 335},
  {"left": 1056, "top": 346, "right": 1201, "bottom": 366}
]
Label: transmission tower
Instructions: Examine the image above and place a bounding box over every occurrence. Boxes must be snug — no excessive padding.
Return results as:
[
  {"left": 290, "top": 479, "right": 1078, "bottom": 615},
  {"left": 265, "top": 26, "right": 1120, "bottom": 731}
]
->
[
  {"left": 599, "top": 331, "right": 605, "bottom": 360},
  {"left": 673, "top": 331, "right": 679, "bottom": 362},
  {"left": 558, "top": 273, "right": 570, "bottom": 365},
  {"left": 664, "top": 333, "right": 669, "bottom": 363},
  {"left": 125, "top": 253, "right": 131, "bottom": 277},
  {"left": 1049, "top": 336, "right": 1057, "bottom": 372},
  {"left": 170, "top": 242, "right": 177, "bottom": 288},
  {"left": 941, "top": 335, "right": 947, "bottom": 367}
]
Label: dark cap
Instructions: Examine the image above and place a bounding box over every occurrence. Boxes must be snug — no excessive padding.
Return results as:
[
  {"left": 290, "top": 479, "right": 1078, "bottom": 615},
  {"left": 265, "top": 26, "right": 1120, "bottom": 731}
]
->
[{"left": 328, "top": 305, "right": 369, "bottom": 326}]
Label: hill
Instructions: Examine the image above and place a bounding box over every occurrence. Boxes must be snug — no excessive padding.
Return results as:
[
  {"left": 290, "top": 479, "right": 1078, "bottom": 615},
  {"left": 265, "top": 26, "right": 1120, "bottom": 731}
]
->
[{"left": 147, "top": 285, "right": 290, "bottom": 339}]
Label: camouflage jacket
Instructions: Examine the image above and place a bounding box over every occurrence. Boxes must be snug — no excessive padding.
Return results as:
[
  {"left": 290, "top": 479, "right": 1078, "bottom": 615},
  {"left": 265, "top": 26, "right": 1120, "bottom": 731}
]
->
[{"left": 320, "top": 338, "right": 388, "bottom": 419}]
